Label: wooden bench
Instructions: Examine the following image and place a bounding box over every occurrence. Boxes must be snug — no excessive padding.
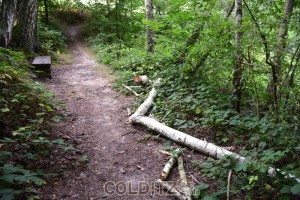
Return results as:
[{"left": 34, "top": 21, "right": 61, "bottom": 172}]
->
[{"left": 32, "top": 56, "right": 52, "bottom": 78}]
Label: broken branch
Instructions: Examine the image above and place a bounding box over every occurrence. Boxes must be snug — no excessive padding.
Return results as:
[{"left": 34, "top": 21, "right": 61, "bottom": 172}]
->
[
  {"left": 159, "top": 150, "right": 171, "bottom": 156},
  {"left": 162, "top": 157, "right": 177, "bottom": 180},
  {"left": 156, "top": 179, "right": 187, "bottom": 200},
  {"left": 178, "top": 156, "right": 192, "bottom": 200},
  {"left": 122, "top": 84, "right": 141, "bottom": 96},
  {"left": 161, "top": 149, "right": 181, "bottom": 180},
  {"left": 227, "top": 170, "right": 232, "bottom": 200}
]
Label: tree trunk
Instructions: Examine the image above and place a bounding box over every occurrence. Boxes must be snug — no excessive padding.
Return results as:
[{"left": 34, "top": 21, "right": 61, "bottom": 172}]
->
[
  {"left": 0, "top": 0, "right": 17, "bottom": 48},
  {"left": 267, "top": 0, "right": 294, "bottom": 111},
  {"left": 115, "top": 0, "right": 118, "bottom": 39},
  {"left": 232, "top": 0, "right": 243, "bottom": 113},
  {"left": 285, "top": 46, "right": 300, "bottom": 106},
  {"left": 145, "top": 0, "right": 154, "bottom": 52},
  {"left": 44, "top": 0, "right": 49, "bottom": 24},
  {"left": 176, "top": 27, "right": 201, "bottom": 64},
  {"left": 18, "top": 0, "right": 39, "bottom": 53}
]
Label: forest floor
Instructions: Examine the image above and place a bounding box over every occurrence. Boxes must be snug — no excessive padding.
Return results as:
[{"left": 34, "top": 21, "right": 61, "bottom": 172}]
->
[{"left": 39, "top": 25, "right": 204, "bottom": 200}]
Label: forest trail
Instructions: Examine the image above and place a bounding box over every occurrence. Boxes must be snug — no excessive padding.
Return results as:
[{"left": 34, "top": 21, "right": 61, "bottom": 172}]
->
[{"left": 41, "top": 25, "right": 173, "bottom": 200}]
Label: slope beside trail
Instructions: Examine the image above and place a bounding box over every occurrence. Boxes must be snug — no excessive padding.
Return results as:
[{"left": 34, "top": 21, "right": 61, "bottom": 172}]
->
[{"left": 40, "top": 25, "right": 176, "bottom": 200}]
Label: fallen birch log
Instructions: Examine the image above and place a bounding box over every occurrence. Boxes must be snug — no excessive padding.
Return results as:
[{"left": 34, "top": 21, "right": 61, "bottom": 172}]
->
[
  {"left": 129, "top": 79, "right": 300, "bottom": 183},
  {"left": 129, "top": 78, "right": 161, "bottom": 121},
  {"left": 131, "top": 115, "right": 244, "bottom": 161}
]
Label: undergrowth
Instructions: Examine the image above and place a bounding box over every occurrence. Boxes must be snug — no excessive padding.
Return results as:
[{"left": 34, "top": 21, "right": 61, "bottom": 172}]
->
[
  {"left": 38, "top": 22, "right": 67, "bottom": 58},
  {"left": 0, "top": 48, "right": 74, "bottom": 199},
  {"left": 49, "top": 0, "right": 89, "bottom": 25}
]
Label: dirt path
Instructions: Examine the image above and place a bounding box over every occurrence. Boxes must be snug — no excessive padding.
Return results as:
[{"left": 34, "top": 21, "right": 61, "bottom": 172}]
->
[{"left": 40, "top": 25, "right": 176, "bottom": 200}]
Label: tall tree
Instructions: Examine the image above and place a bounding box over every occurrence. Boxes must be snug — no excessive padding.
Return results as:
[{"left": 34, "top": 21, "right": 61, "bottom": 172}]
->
[
  {"left": 0, "top": 0, "right": 17, "bottom": 48},
  {"left": 145, "top": 0, "right": 154, "bottom": 52},
  {"left": 232, "top": 0, "right": 243, "bottom": 112},
  {"left": 106, "top": 0, "right": 110, "bottom": 14},
  {"left": 267, "top": 0, "right": 294, "bottom": 110},
  {"left": 44, "top": 0, "right": 49, "bottom": 24},
  {"left": 18, "top": 0, "right": 39, "bottom": 52}
]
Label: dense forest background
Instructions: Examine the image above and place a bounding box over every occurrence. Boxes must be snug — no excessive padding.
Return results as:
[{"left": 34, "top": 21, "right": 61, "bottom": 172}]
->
[{"left": 0, "top": 0, "right": 299, "bottom": 199}]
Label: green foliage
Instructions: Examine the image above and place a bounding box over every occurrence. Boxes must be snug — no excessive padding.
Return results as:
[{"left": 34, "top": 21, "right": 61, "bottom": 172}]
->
[
  {"left": 38, "top": 22, "right": 67, "bottom": 55},
  {"left": 85, "top": 0, "right": 144, "bottom": 43},
  {"left": 193, "top": 153, "right": 299, "bottom": 199},
  {"left": 0, "top": 48, "right": 65, "bottom": 199},
  {"left": 49, "top": 0, "right": 89, "bottom": 24},
  {"left": 0, "top": 48, "right": 54, "bottom": 135}
]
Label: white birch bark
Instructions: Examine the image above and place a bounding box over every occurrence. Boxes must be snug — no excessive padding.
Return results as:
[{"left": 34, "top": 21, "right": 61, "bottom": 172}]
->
[
  {"left": 145, "top": 0, "right": 154, "bottom": 52},
  {"left": 162, "top": 157, "right": 177, "bottom": 180}
]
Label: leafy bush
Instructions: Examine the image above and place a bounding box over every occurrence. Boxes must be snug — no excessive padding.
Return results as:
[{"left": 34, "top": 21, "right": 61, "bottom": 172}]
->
[
  {"left": 0, "top": 48, "right": 63, "bottom": 199},
  {"left": 49, "top": 0, "right": 89, "bottom": 24},
  {"left": 38, "top": 22, "right": 67, "bottom": 56},
  {"left": 192, "top": 153, "right": 300, "bottom": 199},
  {"left": 0, "top": 48, "right": 54, "bottom": 135}
]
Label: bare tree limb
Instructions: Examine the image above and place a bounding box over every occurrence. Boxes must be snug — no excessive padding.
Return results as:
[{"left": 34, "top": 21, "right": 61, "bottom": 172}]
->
[
  {"left": 122, "top": 84, "right": 142, "bottom": 96},
  {"left": 162, "top": 157, "right": 177, "bottom": 180},
  {"left": 178, "top": 156, "right": 192, "bottom": 200},
  {"left": 227, "top": 170, "right": 233, "bottom": 200}
]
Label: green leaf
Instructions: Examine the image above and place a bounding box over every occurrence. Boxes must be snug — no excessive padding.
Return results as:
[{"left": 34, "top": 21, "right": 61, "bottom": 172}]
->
[
  {"left": 195, "top": 107, "right": 201, "bottom": 114},
  {"left": 290, "top": 184, "right": 300, "bottom": 195},
  {"left": 234, "top": 163, "right": 247, "bottom": 172},
  {"left": 248, "top": 176, "right": 258, "bottom": 185},
  {"left": 51, "top": 139, "right": 64, "bottom": 144},
  {"left": 0, "top": 151, "right": 12, "bottom": 161},
  {"left": 0, "top": 108, "right": 10, "bottom": 113},
  {"left": 0, "top": 188, "right": 22, "bottom": 200},
  {"left": 62, "top": 146, "right": 77, "bottom": 151},
  {"left": 160, "top": 146, "right": 173, "bottom": 151},
  {"left": 52, "top": 116, "right": 61, "bottom": 122},
  {"left": 229, "top": 119, "right": 240, "bottom": 126},
  {"left": 79, "top": 155, "right": 89, "bottom": 163},
  {"left": 36, "top": 112, "right": 45, "bottom": 116},
  {"left": 1, "top": 174, "right": 20, "bottom": 183},
  {"left": 0, "top": 138, "right": 16, "bottom": 143},
  {"left": 171, "top": 148, "right": 181, "bottom": 158},
  {"left": 202, "top": 195, "right": 219, "bottom": 200},
  {"left": 280, "top": 185, "right": 292, "bottom": 194},
  {"left": 195, "top": 183, "right": 209, "bottom": 191}
]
